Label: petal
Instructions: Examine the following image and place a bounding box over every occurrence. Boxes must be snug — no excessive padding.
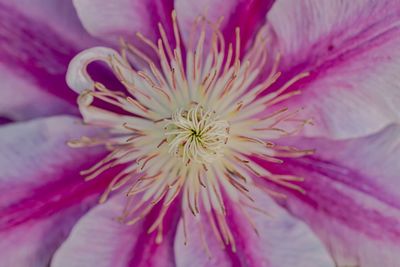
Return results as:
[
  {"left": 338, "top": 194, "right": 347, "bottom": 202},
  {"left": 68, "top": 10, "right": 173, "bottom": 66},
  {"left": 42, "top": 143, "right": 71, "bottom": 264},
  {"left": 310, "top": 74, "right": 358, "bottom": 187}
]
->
[
  {"left": 1, "top": 0, "right": 96, "bottom": 46},
  {"left": 0, "top": 116, "right": 108, "bottom": 266},
  {"left": 176, "top": 0, "right": 274, "bottom": 52},
  {"left": 0, "top": 116, "right": 104, "bottom": 207},
  {"left": 0, "top": 1, "right": 102, "bottom": 113},
  {"left": 174, "top": 189, "right": 334, "bottom": 267},
  {"left": 174, "top": 213, "right": 232, "bottom": 267},
  {"left": 73, "top": 0, "right": 174, "bottom": 45},
  {"left": 0, "top": 117, "right": 12, "bottom": 125},
  {"left": 268, "top": 0, "right": 399, "bottom": 70},
  {"left": 0, "top": 199, "right": 95, "bottom": 267},
  {"left": 0, "top": 63, "right": 77, "bottom": 121},
  {"left": 52, "top": 194, "right": 179, "bottom": 267},
  {"left": 266, "top": 0, "right": 400, "bottom": 138},
  {"left": 261, "top": 124, "right": 400, "bottom": 266}
]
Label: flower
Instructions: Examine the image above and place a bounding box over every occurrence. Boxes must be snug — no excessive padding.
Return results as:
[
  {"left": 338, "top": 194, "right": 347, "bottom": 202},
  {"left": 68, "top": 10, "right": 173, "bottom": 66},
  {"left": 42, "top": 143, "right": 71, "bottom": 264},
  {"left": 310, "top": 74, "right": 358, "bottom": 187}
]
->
[{"left": 1, "top": 1, "right": 400, "bottom": 267}]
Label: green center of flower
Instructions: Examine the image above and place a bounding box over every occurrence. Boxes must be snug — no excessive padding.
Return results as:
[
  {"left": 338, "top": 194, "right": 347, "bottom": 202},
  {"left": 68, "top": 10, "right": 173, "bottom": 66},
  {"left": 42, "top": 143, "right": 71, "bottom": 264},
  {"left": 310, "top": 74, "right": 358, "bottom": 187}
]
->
[{"left": 164, "top": 105, "right": 229, "bottom": 164}]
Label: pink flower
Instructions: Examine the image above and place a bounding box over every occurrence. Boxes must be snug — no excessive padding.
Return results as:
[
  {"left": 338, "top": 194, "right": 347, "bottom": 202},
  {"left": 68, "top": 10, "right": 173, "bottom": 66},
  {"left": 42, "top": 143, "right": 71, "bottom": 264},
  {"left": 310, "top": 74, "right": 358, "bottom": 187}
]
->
[{"left": 1, "top": 1, "right": 399, "bottom": 267}]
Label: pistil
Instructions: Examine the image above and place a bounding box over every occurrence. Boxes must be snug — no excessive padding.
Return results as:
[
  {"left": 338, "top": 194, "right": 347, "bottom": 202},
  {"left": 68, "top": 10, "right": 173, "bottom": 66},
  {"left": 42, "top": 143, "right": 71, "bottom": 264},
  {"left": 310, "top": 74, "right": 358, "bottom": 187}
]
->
[{"left": 164, "top": 105, "right": 229, "bottom": 164}]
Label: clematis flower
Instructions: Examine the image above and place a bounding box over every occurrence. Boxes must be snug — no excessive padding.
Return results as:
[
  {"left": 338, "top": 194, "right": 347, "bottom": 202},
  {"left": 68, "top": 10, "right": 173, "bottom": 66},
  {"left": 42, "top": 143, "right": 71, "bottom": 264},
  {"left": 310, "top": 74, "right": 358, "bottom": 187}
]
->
[{"left": 1, "top": 1, "right": 399, "bottom": 267}]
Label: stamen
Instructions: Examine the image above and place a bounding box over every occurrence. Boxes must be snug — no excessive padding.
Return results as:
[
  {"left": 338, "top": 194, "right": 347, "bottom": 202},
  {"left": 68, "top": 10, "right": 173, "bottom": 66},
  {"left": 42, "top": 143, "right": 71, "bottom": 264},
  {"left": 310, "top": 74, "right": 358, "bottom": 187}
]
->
[{"left": 67, "top": 9, "right": 312, "bottom": 253}]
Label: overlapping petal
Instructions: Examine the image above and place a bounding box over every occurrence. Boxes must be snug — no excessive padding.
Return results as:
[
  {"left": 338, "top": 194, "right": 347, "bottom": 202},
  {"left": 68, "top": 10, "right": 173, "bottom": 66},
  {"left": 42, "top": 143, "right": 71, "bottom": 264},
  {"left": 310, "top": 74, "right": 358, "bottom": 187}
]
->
[
  {"left": 176, "top": 0, "right": 274, "bottom": 53},
  {"left": 73, "top": 0, "right": 174, "bottom": 45},
  {"left": 0, "top": 63, "right": 76, "bottom": 121},
  {"left": 0, "top": 201, "right": 94, "bottom": 267},
  {"left": 266, "top": 0, "right": 400, "bottom": 139},
  {"left": 52, "top": 194, "right": 179, "bottom": 267},
  {"left": 174, "top": 189, "right": 335, "bottom": 267},
  {"left": 260, "top": 124, "right": 400, "bottom": 266},
  {"left": 0, "top": 116, "right": 107, "bottom": 266},
  {"left": 0, "top": 1, "right": 104, "bottom": 119}
]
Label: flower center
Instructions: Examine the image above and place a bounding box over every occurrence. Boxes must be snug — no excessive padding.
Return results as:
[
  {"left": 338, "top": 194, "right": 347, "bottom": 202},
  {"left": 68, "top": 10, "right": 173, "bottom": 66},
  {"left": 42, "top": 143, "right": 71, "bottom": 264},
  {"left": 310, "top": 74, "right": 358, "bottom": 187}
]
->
[
  {"left": 165, "top": 105, "right": 229, "bottom": 164},
  {"left": 67, "top": 9, "right": 312, "bottom": 250}
]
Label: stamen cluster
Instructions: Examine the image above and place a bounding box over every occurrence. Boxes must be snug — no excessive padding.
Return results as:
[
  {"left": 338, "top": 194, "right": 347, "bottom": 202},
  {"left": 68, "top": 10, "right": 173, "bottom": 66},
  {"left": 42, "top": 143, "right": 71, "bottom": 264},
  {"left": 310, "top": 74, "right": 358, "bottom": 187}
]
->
[{"left": 67, "top": 10, "right": 311, "bottom": 250}]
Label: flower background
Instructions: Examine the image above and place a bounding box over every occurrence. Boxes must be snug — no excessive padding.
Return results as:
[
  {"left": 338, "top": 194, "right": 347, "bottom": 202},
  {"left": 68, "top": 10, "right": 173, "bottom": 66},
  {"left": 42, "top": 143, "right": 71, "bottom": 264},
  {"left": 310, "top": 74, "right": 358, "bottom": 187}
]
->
[{"left": 0, "top": 0, "right": 400, "bottom": 267}]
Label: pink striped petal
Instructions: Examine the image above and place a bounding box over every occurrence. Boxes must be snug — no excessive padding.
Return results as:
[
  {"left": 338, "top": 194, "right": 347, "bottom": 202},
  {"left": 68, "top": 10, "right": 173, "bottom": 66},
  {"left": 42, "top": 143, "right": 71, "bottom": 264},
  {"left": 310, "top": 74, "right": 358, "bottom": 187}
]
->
[
  {"left": 174, "top": 190, "right": 334, "bottom": 267},
  {"left": 176, "top": 0, "right": 274, "bottom": 53},
  {"left": 0, "top": 0, "right": 96, "bottom": 46},
  {"left": 0, "top": 1, "right": 105, "bottom": 113},
  {"left": 0, "top": 116, "right": 105, "bottom": 207},
  {"left": 0, "top": 63, "right": 77, "bottom": 121},
  {"left": 73, "top": 0, "right": 174, "bottom": 45},
  {"left": 0, "top": 116, "right": 108, "bottom": 266},
  {"left": 174, "top": 213, "right": 232, "bottom": 267},
  {"left": 52, "top": 194, "right": 179, "bottom": 267},
  {"left": 0, "top": 199, "right": 95, "bottom": 267},
  {"left": 261, "top": 124, "right": 400, "bottom": 266},
  {"left": 266, "top": 0, "right": 400, "bottom": 139}
]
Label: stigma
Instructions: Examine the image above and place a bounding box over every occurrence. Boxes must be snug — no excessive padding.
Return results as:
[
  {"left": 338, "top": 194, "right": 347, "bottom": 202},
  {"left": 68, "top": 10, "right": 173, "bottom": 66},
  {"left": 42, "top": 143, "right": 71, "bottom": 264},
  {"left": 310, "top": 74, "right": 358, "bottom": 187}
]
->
[
  {"left": 67, "top": 10, "right": 311, "bottom": 251},
  {"left": 165, "top": 104, "right": 229, "bottom": 164}
]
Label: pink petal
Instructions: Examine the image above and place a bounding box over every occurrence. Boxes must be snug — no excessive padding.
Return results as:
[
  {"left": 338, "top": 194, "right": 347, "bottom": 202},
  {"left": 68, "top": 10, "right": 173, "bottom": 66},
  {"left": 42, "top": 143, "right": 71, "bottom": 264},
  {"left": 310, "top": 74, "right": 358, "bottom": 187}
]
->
[
  {"left": 0, "top": 116, "right": 108, "bottom": 266},
  {"left": 0, "top": 116, "right": 104, "bottom": 207},
  {"left": 266, "top": 0, "right": 400, "bottom": 138},
  {"left": 261, "top": 124, "right": 400, "bottom": 266},
  {"left": 176, "top": 0, "right": 274, "bottom": 52},
  {"left": 0, "top": 117, "right": 12, "bottom": 125},
  {"left": 0, "top": 1, "right": 103, "bottom": 110},
  {"left": 174, "top": 212, "right": 232, "bottom": 267},
  {"left": 1, "top": 0, "right": 96, "bottom": 46},
  {"left": 174, "top": 189, "right": 334, "bottom": 267},
  {"left": 73, "top": 0, "right": 174, "bottom": 45},
  {"left": 52, "top": 194, "right": 179, "bottom": 267},
  {"left": 0, "top": 63, "right": 77, "bottom": 121},
  {"left": 0, "top": 199, "right": 95, "bottom": 267}
]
